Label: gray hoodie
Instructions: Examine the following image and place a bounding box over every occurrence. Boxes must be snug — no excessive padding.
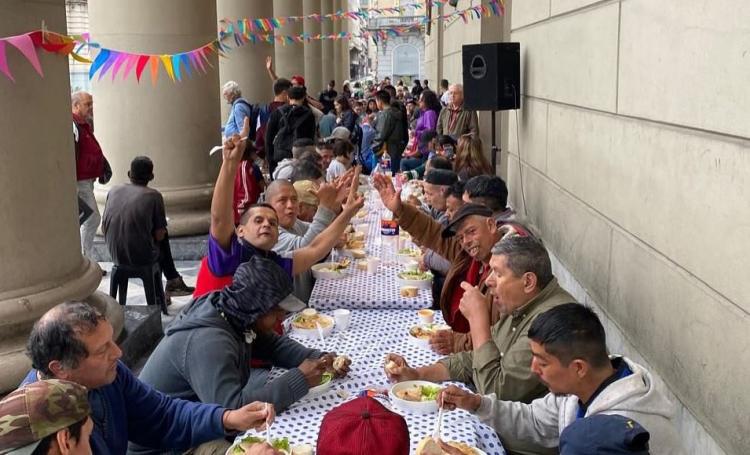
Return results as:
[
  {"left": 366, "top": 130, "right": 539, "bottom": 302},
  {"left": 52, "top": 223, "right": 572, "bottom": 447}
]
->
[
  {"left": 474, "top": 357, "right": 684, "bottom": 454},
  {"left": 138, "top": 294, "right": 321, "bottom": 413}
]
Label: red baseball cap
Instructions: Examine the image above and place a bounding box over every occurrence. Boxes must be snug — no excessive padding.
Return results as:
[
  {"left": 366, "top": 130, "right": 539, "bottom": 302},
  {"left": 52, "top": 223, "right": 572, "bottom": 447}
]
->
[
  {"left": 317, "top": 397, "right": 409, "bottom": 455},
  {"left": 291, "top": 75, "right": 306, "bottom": 87}
]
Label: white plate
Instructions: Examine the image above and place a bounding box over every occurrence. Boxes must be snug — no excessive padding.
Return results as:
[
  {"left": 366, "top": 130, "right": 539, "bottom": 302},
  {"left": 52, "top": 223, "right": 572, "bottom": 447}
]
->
[
  {"left": 291, "top": 315, "right": 335, "bottom": 339},
  {"left": 389, "top": 380, "right": 440, "bottom": 415},
  {"left": 311, "top": 262, "right": 348, "bottom": 280},
  {"left": 407, "top": 324, "right": 450, "bottom": 350},
  {"left": 304, "top": 375, "right": 333, "bottom": 399},
  {"left": 396, "top": 271, "right": 433, "bottom": 290}
]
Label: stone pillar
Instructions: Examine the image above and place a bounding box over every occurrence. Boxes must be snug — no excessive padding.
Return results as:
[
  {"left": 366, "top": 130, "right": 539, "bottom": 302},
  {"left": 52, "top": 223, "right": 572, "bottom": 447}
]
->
[
  {"left": 89, "top": 0, "right": 221, "bottom": 236},
  {"left": 320, "top": 0, "right": 335, "bottom": 89},
  {"left": 336, "top": 0, "right": 350, "bottom": 83},
  {"left": 0, "top": 0, "right": 122, "bottom": 393},
  {"left": 273, "top": 0, "right": 304, "bottom": 79},
  {"left": 303, "top": 0, "right": 323, "bottom": 95},
  {"left": 217, "top": 0, "right": 275, "bottom": 122},
  {"left": 332, "top": 0, "right": 343, "bottom": 84}
]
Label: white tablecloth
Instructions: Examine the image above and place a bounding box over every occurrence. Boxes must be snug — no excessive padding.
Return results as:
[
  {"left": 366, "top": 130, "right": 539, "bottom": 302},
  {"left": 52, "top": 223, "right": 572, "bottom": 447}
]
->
[
  {"left": 310, "top": 199, "right": 433, "bottom": 312},
  {"left": 234, "top": 310, "right": 505, "bottom": 455}
]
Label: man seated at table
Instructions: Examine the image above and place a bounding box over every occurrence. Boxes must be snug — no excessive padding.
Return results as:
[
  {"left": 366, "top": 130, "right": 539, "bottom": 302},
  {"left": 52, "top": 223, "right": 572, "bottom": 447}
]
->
[
  {"left": 386, "top": 235, "right": 573, "bottom": 405},
  {"left": 135, "top": 256, "right": 350, "bottom": 454},
  {"left": 21, "top": 302, "right": 274, "bottom": 455},
  {"left": 0, "top": 379, "right": 94, "bottom": 455},
  {"left": 463, "top": 174, "right": 515, "bottom": 223},
  {"left": 266, "top": 178, "right": 350, "bottom": 302},
  {"left": 438, "top": 303, "right": 683, "bottom": 454},
  {"left": 193, "top": 119, "right": 363, "bottom": 298},
  {"left": 374, "top": 174, "right": 505, "bottom": 354}
]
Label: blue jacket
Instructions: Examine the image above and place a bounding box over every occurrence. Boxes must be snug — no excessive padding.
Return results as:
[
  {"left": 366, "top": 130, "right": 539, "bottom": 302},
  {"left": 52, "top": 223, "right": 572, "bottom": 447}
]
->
[
  {"left": 22, "top": 362, "right": 226, "bottom": 455},
  {"left": 224, "top": 98, "right": 254, "bottom": 137}
]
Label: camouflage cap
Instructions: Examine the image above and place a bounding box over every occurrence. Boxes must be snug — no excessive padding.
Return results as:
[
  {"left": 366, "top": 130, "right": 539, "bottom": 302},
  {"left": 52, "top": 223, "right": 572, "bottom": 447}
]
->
[{"left": 0, "top": 379, "right": 90, "bottom": 455}]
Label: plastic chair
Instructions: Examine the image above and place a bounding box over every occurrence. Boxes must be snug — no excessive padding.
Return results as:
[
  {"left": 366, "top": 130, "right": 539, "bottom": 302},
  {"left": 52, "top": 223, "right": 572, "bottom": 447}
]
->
[{"left": 109, "top": 263, "right": 168, "bottom": 315}]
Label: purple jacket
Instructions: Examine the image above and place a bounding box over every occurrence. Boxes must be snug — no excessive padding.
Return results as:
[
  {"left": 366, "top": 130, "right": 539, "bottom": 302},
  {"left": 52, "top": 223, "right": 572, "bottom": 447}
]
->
[{"left": 414, "top": 109, "right": 439, "bottom": 155}]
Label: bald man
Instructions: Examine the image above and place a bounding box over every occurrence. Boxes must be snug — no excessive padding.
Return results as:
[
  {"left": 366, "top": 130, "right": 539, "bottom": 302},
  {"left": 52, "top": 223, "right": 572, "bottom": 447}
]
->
[
  {"left": 265, "top": 178, "right": 352, "bottom": 301},
  {"left": 436, "top": 84, "right": 479, "bottom": 138}
]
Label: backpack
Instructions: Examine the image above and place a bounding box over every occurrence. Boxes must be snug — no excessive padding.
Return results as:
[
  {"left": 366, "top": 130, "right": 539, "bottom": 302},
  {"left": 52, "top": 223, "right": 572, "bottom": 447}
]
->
[{"left": 272, "top": 106, "right": 297, "bottom": 161}]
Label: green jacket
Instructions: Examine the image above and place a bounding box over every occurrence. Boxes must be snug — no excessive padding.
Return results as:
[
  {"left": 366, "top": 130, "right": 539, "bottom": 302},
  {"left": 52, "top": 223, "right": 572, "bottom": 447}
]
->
[
  {"left": 437, "top": 106, "right": 479, "bottom": 137},
  {"left": 372, "top": 105, "right": 407, "bottom": 157},
  {"left": 439, "top": 279, "right": 575, "bottom": 402}
]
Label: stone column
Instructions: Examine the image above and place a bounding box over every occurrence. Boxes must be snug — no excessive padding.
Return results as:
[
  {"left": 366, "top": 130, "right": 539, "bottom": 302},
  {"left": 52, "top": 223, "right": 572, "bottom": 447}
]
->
[
  {"left": 320, "top": 0, "right": 335, "bottom": 89},
  {"left": 332, "top": 0, "right": 343, "bottom": 84},
  {"left": 303, "top": 0, "right": 323, "bottom": 95},
  {"left": 217, "top": 0, "right": 275, "bottom": 122},
  {"left": 89, "top": 0, "right": 221, "bottom": 236},
  {"left": 273, "top": 0, "right": 304, "bottom": 79},
  {"left": 0, "top": 0, "right": 122, "bottom": 393},
  {"left": 336, "top": 0, "right": 350, "bottom": 83}
]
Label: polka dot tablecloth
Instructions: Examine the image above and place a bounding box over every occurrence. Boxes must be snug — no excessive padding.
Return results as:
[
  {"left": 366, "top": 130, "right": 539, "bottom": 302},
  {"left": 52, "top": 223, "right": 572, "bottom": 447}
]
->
[
  {"left": 310, "top": 197, "right": 433, "bottom": 312},
  {"left": 233, "top": 310, "right": 505, "bottom": 455}
]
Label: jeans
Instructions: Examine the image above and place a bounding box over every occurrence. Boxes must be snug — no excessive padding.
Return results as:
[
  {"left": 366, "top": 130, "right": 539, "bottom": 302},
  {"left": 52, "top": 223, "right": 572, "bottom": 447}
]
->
[
  {"left": 400, "top": 157, "right": 424, "bottom": 172},
  {"left": 77, "top": 179, "right": 100, "bottom": 260}
]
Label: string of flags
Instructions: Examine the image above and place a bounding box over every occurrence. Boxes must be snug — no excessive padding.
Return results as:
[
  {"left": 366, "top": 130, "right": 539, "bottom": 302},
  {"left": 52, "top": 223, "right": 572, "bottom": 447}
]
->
[{"left": 0, "top": 0, "right": 504, "bottom": 85}]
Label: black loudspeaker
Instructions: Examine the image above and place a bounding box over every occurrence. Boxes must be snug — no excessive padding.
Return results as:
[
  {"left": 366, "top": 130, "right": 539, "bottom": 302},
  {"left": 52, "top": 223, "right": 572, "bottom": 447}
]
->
[{"left": 462, "top": 42, "right": 520, "bottom": 111}]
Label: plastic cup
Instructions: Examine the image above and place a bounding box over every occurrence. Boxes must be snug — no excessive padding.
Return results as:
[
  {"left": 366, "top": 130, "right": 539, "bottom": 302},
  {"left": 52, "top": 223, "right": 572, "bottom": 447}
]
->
[
  {"left": 367, "top": 257, "right": 381, "bottom": 274},
  {"left": 334, "top": 309, "right": 352, "bottom": 331}
]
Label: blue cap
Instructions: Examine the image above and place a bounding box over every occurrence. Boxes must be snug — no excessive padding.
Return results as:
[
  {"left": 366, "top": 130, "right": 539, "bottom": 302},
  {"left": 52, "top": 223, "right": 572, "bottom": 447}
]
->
[{"left": 559, "top": 414, "right": 650, "bottom": 454}]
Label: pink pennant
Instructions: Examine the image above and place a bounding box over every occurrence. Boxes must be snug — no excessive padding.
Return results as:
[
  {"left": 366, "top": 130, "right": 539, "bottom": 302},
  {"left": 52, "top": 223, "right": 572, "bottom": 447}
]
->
[
  {"left": 7, "top": 33, "right": 43, "bottom": 77},
  {"left": 122, "top": 54, "right": 138, "bottom": 79},
  {"left": 0, "top": 40, "right": 13, "bottom": 82},
  {"left": 110, "top": 52, "right": 129, "bottom": 80}
]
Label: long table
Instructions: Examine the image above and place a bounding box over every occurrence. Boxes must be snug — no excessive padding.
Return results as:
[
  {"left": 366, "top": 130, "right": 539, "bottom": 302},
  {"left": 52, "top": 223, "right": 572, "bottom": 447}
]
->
[
  {"left": 231, "top": 192, "right": 505, "bottom": 454},
  {"left": 309, "top": 195, "right": 432, "bottom": 312},
  {"left": 232, "top": 310, "right": 505, "bottom": 454}
]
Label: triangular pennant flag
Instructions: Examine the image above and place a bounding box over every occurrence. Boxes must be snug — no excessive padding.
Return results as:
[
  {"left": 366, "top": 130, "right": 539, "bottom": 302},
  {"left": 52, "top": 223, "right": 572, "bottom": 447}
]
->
[
  {"left": 0, "top": 40, "right": 14, "bottom": 82},
  {"left": 180, "top": 53, "right": 191, "bottom": 79},
  {"left": 135, "top": 54, "right": 149, "bottom": 82},
  {"left": 89, "top": 48, "right": 110, "bottom": 79},
  {"left": 7, "top": 33, "right": 43, "bottom": 77},
  {"left": 159, "top": 55, "right": 175, "bottom": 81},
  {"left": 122, "top": 53, "right": 138, "bottom": 79},
  {"left": 110, "top": 52, "right": 128, "bottom": 81},
  {"left": 171, "top": 54, "right": 182, "bottom": 81},
  {"left": 149, "top": 55, "right": 160, "bottom": 85},
  {"left": 97, "top": 50, "right": 117, "bottom": 80}
]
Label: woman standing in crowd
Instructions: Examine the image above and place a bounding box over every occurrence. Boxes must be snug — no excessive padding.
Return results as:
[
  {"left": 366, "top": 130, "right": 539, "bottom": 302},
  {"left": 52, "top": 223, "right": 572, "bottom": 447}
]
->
[
  {"left": 454, "top": 134, "right": 493, "bottom": 180},
  {"left": 334, "top": 95, "right": 357, "bottom": 135}
]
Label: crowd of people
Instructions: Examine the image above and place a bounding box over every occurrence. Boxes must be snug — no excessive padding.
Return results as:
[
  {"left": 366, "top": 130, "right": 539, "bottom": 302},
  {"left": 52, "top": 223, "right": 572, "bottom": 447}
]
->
[{"left": 0, "top": 57, "right": 685, "bottom": 455}]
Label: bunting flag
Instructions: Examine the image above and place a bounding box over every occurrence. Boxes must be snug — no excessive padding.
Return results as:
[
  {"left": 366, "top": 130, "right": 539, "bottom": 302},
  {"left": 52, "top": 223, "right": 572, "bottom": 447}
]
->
[{"left": 0, "top": 0, "right": 503, "bottom": 83}]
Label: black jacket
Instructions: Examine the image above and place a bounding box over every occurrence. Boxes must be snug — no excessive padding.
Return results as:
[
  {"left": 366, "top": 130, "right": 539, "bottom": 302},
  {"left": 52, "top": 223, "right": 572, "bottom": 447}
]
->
[
  {"left": 265, "top": 103, "right": 316, "bottom": 163},
  {"left": 372, "top": 104, "right": 408, "bottom": 157}
]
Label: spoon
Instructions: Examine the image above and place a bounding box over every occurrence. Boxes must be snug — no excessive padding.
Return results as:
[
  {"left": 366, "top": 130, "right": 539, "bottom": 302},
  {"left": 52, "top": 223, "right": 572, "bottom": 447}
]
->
[
  {"left": 264, "top": 402, "right": 272, "bottom": 444},
  {"left": 432, "top": 406, "right": 444, "bottom": 442},
  {"left": 315, "top": 321, "right": 327, "bottom": 351}
]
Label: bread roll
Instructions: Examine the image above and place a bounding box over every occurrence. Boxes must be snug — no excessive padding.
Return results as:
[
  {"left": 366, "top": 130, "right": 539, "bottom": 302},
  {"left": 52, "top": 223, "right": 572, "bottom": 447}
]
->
[
  {"left": 416, "top": 437, "right": 444, "bottom": 455},
  {"left": 400, "top": 286, "right": 418, "bottom": 298}
]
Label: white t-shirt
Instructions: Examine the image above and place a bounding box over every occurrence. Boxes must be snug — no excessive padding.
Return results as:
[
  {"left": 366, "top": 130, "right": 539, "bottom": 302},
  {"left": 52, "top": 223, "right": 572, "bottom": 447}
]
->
[{"left": 326, "top": 159, "right": 348, "bottom": 182}]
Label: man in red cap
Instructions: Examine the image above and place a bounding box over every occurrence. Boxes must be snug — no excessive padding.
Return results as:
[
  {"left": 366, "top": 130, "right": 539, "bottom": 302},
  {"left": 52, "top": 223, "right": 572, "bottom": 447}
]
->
[{"left": 316, "top": 397, "right": 409, "bottom": 455}]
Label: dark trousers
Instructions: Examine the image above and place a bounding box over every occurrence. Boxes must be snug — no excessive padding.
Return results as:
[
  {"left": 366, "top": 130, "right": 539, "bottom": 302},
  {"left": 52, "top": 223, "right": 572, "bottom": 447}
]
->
[{"left": 158, "top": 232, "right": 180, "bottom": 281}]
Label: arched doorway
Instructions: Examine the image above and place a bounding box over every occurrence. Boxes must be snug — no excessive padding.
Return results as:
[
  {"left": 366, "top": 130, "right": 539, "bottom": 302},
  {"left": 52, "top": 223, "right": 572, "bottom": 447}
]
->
[{"left": 391, "top": 43, "right": 420, "bottom": 84}]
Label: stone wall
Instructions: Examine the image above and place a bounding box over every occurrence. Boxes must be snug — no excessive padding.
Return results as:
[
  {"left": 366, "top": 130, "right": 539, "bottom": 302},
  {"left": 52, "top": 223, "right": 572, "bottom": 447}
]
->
[
  {"left": 504, "top": 1, "right": 749, "bottom": 454},
  {"left": 424, "top": 0, "right": 749, "bottom": 453}
]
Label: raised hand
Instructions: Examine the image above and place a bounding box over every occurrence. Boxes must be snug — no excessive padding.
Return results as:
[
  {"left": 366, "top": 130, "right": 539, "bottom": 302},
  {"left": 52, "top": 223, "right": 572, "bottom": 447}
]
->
[
  {"left": 265, "top": 55, "right": 273, "bottom": 72},
  {"left": 222, "top": 116, "right": 250, "bottom": 164},
  {"left": 458, "top": 281, "right": 490, "bottom": 327},
  {"left": 372, "top": 173, "right": 402, "bottom": 215},
  {"left": 311, "top": 182, "right": 339, "bottom": 212}
]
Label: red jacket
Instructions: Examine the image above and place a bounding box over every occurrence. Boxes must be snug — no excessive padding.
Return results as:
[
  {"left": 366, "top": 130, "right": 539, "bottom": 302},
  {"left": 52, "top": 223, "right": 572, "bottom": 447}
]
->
[
  {"left": 73, "top": 115, "right": 104, "bottom": 181},
  {"left": 233, "top": 161, "right": 263, "bottom": 225}
]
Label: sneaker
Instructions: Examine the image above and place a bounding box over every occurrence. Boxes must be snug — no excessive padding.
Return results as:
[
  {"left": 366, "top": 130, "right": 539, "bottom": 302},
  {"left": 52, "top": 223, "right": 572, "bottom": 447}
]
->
[{"left": 165, "top": 277, "right": 195, "bottom": 297}]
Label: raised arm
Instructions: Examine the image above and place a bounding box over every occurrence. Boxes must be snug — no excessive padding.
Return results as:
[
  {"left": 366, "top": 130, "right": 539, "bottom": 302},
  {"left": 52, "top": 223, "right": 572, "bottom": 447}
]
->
[
  {"left": 211, "top": 117, "right": 250, "bottom": 250},
  {"left": 291, "top": 192, "right": 363, "bottom": 276},
  {"left": 265, "top": 56, "right": 278, "bottom": 82}
]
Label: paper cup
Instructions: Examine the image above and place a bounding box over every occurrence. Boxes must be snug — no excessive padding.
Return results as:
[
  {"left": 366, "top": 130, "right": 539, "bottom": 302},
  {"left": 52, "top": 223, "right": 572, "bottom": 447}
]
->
[{"left": 333, "top": 309, "right": 352, "bottom": 331}]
